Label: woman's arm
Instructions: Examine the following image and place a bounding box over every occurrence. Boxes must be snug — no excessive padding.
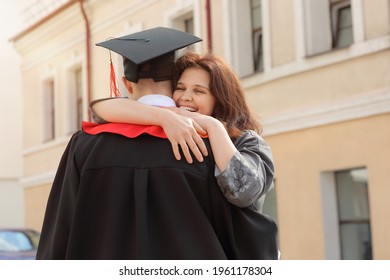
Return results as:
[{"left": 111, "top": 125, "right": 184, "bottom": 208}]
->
[
  {"left": 168, "top": 107, "right": 275, "bottom": 208},
  {"left": 90, "top": 98, "right": 208, "bottom": 163},
  {"left": 167, "top": 107, "right": 236, "bottom": 171},
  {"left": 91, "top": 97, "right": 171, "bottom": 125},
  {"left": 215, "top": 131, "right": 275, "bottom": 208}
]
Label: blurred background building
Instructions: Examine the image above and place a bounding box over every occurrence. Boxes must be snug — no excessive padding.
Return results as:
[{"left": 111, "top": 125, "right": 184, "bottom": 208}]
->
[
  {"left": 0, "top": 1, "right": 25, "bottom": 229},
  {"left": 7, "top": 0, "right": 390, "bottom": 259}
]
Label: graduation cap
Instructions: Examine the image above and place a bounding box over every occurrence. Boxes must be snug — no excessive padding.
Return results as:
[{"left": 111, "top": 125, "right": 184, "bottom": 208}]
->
[{"left": 96, "top": 27, "right": 202, "bottom": 83}]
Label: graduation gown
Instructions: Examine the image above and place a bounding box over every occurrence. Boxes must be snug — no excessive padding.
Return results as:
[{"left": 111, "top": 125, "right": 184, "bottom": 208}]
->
[{"left": 36, "top": 124, "right": 278, "bottom": 260}]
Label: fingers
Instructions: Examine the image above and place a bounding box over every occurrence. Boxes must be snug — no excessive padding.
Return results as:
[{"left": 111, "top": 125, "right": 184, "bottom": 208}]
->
[
  {"left": 172, "top": 141, "right": 200, "bottom": 164},
  {"left": 171, "top": 137, "right": 205, "bottom": 164},
  {"left": 184, "top": 137, "right": 205, "bottom": 163},
  {"left": 164, "top": 113, "right": 208, "bottom": 163},
  {"left": 178, "top": 141, "right": 194, "bottom": 164},
  {"left": 171, "top": 143, "right": 182, "bottom": 161},
  {"left": 192, "top": 123, "right": 208, "bottom": 157}
]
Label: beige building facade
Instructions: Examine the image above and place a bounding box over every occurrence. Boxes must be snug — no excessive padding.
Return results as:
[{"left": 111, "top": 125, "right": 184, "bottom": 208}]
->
[
  {"left": 12, "top": 0, "right": 390, "bottom": 259},
  {"left": 0, "top": 1, "right": 24, "bottom": 228}
]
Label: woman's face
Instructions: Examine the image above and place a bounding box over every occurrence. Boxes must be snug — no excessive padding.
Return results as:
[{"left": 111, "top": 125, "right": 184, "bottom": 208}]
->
[{"left": 173, "top": 68, "right": 216, "bottom": 116}]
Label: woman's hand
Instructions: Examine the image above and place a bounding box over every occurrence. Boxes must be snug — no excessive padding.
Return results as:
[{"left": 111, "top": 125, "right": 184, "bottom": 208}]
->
[
  {"left": 159, "top": 108, "right": 209, "bottom": 164},
  {"left": 92, "top": 98, "right": 209, "bottom": 164},
  {"left": 167, "top": 107, "right": 237, "bottom": 172},
  {"left": 166, "top": 107, "right": 214, "bottom": 132}
]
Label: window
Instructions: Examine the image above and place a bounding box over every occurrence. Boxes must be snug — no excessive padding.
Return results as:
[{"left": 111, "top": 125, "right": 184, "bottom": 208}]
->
[
  {"left": 183, "top": 16, "right": 195, "bottom": 52},
  {"left": 263, "top": 180, "right": 278, "bottom": 223},
  {"left": 226, "top": 0, "right": 256, "bottom": 77},
  {"left": 166, "top": 0, "right": 200, "bottom": 47},
  {"left": 170, "top": 10, "right": 197, "bottom": 53},
  {"left": 263, "top": 180, "right": 278, "bottom": 253},
  {"left": 303, "top": 0, "right": 354, "bottom": 56},
  {"left": 335, "top": 168, "right": 372, "bottom": 259},
  {"left": 66, "top": 66, "right": 84, "bottom": 134},
  {"left": 184, "top": 17, "right": 194, "bottom": 35},
  {"left": 251, "top": 0, "right": 263, "bottom": 72},
  {"left": 74, "top": 68, "right": 83, "bottom": 130},
  {"left": 331, "top": 1, "right": 353, "bottom": 48},
  {"left": 171, "top": 12, "right": 194, "bottom": 34},
  {"left": 42, "top": 79, "right": 55, "bottom": 142}
]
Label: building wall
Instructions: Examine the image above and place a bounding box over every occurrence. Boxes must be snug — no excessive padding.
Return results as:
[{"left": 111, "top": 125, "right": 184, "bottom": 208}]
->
[
  {"left": 266, "top": 113, "right": 390, "bottom": 259},
  {"left": 363, "top": 0, "right": 390, "bottom": 39},
  {"left": 245, "top": 49, "right": 390, "bottom": 117},
  {"left": 16, "top": 2, "right": 86, "bottom": 231},
  {"left": 0, "top": 1, "right": 24, "bottom": 228},
  {"left": 12, "top": 0, "right": 390, "bottom": 259},
  {"left": 269, "top": 0, "right": 296, "bottom": 67},
  {"left": 24, "top": 184, "right": 52, "bottom": 230},
  {"left": 0, "top": 180, "right": 24, "bottom": 228}
]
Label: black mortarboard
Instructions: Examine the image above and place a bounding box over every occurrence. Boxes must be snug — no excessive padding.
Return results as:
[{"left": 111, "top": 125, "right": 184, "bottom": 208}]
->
[{"left": 96, "top": 27, "right": 202, "bottom": 82}]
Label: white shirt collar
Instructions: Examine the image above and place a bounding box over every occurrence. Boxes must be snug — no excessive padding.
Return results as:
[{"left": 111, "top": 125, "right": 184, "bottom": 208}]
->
[{"left": 137, "top": 95, "right": 176, "bottom": 107}]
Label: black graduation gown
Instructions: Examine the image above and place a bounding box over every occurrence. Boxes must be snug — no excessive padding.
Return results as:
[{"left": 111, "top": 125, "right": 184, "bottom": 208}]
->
[{"left": 36, "top": 129, "right": 278, "bottom": 260}]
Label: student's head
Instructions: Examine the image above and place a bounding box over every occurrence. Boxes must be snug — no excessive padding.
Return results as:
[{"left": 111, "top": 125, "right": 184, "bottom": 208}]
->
[
  {"left": 173, "top": 52, "right": 262, "bottom": 137},
  {"left": 122, "top": 51, "right": 175, "bottom": 83},
  {"left": 121, "top": 53, "right": 175, "bottom": 100},
  {"left": 96, "top": 27, "right": 202, "bottom": 98}
]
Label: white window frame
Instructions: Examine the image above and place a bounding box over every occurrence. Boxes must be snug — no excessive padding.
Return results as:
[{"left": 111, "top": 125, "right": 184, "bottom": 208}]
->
[
  {"left": 302, "top": 0, "right": 333, "bottom": 56},
  {"left": 223, "top": 0, "right": 254, "bottom": 77},
  {"left": 331, "top": 0, "right": 353, "bottom": 49},
  {"left": 302, "top": 0, "right": 364, "bottom": 56},
  {"left": 320, "top": 167, "right": 371, "bottom": 259},
  {"left": 64, "top": 56, "right": 85, "bottom": 135},
  {"left": 250, "top": 0, "right": 264, "bottom": 72},
  {"left": 39, "top": 70, "right": 58, "bottom": 143},
  {"left": 164, "top": 0, "right": 203, "bottom": 55},
  {"left": 262, "top": 179, "right": 278, "bottom": 223},
  {"left": 222, "top": 0, "right": 271, "bottom": 77},
  {"left": 321, "top": 171, "right": 342, "bottom": 259}
]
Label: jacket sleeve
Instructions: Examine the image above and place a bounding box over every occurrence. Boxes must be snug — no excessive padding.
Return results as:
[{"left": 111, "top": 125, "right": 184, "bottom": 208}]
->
[
  {"left": 215, "top": 130, "right": 275, "bottom": 208},
  {"left": 35, "top": 132, "right": 81, "bottom": 259},
  {"left": 89, "top": 97, "right": 128, "bottom": 124}
]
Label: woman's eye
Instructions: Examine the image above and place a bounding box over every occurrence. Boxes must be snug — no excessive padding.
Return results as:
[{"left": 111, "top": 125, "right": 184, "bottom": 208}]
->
[{"left": 175, "top": 87, "right": 185, "bottom": 91}]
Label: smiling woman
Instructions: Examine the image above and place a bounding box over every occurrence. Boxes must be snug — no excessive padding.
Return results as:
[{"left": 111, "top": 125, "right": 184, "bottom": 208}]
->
[
  {"left": 90, "top": 51, "right": 275, "bottom": 210},
  {"left": 173, "top": 67, "right": 216, "bottom": 116}
]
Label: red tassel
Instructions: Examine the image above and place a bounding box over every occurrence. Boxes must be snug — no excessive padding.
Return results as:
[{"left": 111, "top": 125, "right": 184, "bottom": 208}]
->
[{"left": 109, "top": 52, "right": 121, "bottom": 97}]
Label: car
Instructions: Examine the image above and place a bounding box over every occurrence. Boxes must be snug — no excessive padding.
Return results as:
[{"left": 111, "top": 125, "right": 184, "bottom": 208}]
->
[{"left": 0, "top": 228, "right": 40, "bottom": 260}]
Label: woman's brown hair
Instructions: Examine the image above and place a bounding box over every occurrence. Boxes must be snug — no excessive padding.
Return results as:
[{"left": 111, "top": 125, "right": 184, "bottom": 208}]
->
[{"left": 174, "top": 52, "right": 262, "bottom": 138}]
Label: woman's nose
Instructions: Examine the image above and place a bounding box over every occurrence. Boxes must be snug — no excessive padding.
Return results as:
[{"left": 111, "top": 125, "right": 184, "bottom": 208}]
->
[{"left": 180, "top": 90, "right": 193, "bottom": 101}]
